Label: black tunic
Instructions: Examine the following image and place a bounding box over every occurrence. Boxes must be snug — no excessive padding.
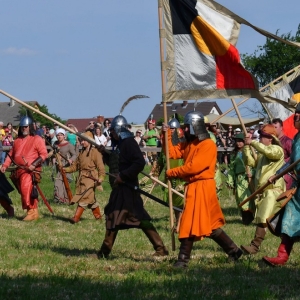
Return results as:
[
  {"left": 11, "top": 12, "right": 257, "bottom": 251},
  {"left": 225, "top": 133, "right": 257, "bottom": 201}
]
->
[{"left": 104, "top": 136, "right": 151, "bottom": 230}]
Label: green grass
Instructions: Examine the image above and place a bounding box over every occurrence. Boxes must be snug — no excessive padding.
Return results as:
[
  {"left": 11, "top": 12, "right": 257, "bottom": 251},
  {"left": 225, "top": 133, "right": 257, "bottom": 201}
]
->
[{"left": 0, "top": 166, "right": 300, "bottom": 299}]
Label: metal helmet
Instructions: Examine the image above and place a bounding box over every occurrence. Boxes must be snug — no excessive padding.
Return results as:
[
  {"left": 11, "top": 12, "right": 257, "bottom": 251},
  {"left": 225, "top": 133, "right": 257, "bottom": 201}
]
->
[
  {"left": 168, "top": 118, "right": 180, "bottom": 129},
  {"left": 19, "top": 116, "right": 33, "bottom": 127},
  {"left": 110, "top": 115, "right": 128, "bottom": 135},
  {"left": 184, "top": 110, "right": 209, "bottom": 141}
]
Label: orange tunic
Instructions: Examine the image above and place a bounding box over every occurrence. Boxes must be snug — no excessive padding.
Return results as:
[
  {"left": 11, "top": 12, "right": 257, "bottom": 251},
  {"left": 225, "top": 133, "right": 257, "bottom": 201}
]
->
[{"left": 165, "top": 131, "right": 225, "bottom": 240}]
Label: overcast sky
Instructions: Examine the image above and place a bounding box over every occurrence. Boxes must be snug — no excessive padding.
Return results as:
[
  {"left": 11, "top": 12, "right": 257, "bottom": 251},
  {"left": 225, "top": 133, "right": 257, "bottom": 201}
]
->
[{"left": 0, "top": 0, "right": 299, "bottom": 124}]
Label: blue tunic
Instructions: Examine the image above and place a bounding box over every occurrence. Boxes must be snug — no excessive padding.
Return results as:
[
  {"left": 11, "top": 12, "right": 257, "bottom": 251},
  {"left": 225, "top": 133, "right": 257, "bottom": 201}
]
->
[{"left": 281, "top": 132, "right": 300, "bottom": 238}]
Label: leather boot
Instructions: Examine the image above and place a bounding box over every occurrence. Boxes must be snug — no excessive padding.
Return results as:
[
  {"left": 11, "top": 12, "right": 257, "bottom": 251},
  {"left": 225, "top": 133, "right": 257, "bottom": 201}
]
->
[
  {"left": 140, "top": 221, "right": 169, "bottom": 256},
  {"left": 70, "top": 206, "right": 85, "bottom": 224},
  {"left": 241, "top": 226, "right": 266, "bottom": 254},
  {"left": 173, "top": 237, "right": 194, "bottom": 268},
  {"left": 241, "top": 210, "right": 254, "bottom": 225},
  {"left": 92, "top": 207, "right": 102, "bottom": 220},
  {"left": 0, "top": 199, "right": 14, "bottom": 218},
  {"left": 263, "top": 234, "right": 294, "bottom": 266},
  {"left": 210, "top": 228, "right": 243, "bottom": 262},
  {"left": 23, "top": 208, "right": 39, "bottom": 221},
  {"left": 96, "top": 230, "right": 119, "bottom": 258}
]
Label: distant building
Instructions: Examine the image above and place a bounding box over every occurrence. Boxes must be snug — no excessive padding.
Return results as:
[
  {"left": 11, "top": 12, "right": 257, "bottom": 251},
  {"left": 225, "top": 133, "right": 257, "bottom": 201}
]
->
[
  {"left": 65, "top": 116, "right": 113, "bottom": 132},
  {"left": 146, "top": 101, "right": 222, "bottom": 123},
  {"left": 0, "top": 99, "right": 40, "bottom": 127}
]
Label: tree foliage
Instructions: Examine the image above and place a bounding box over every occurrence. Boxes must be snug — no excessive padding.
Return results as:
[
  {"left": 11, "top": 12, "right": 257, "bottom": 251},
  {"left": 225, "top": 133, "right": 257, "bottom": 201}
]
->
[
  {"left": 241, "top": 24, "right": 300, "bottom": 87},
  {"left": 19, "top": 103, "right": 65, "bottom": 128},
  {"left": 156, "top": 113, "right": 184, "bottom": 126}
]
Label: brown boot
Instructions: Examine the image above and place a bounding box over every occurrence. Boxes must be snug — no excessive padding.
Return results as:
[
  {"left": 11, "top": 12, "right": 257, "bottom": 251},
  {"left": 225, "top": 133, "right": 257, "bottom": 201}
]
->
[
  {"left": 96, "top": 230, "right": 119, "bottom": 258},
  {"left": 70, "top": 206, "right": 85, "bottom": 224},
  {"left": 173, "top": 237, "right": 194, "bottom": 268},
  {"left": 23, "top": 208, "right": 39, "bottom": 221},
  {"left": 241, "top": 226, "right": 266, "bottom": 254},
  {"left": 140, "top": 221, "right": 169, "bottom": 256},
  {"left": 92, "top": 207, "right": 102, "bottom": 220},
  {"left": 210, "top": 228, "right": 243, "bottom": 262},
  {"left": 0, "top": 199, "right": 14, "bottom": 218}
]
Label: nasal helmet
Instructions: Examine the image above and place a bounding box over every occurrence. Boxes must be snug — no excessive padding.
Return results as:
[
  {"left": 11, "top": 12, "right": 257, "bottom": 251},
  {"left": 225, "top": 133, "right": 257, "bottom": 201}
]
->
[
  {"left": 19, "top": 116, "right": 33, "bottom": 127},
  {"left": 184, "top": 111, "right": 209, "bottom": 141}
]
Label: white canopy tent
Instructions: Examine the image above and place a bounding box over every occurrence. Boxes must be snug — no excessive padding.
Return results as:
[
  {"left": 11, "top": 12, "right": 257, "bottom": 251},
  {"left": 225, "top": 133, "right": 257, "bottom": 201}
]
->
[{"left": 206, "top": 113, "right": 265, "bottom": 130}]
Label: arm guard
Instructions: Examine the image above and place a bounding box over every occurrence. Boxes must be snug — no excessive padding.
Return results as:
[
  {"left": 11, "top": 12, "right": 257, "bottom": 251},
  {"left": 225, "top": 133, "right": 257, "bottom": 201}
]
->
[{"left": 31, "top": 156, "right": 44, "bottom": 167}]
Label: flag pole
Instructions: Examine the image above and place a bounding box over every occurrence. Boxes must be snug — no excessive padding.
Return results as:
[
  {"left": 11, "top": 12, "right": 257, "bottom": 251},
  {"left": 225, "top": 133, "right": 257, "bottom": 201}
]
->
[
  {"left": 231, "top": 98, "right": 257, "bottom": 191},
  {"left": 158, "top": 0, "right": 175, "bottom": 249},
  {"left": 210, "top": 97, "right": 250, "bottom": 124},
  {"left": 211, "top": 66, "right": 300, "bottom": 125}
]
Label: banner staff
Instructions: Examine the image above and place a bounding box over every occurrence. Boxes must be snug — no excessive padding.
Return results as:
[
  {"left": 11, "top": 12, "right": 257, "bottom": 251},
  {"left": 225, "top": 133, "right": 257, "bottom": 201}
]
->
[
  {"left": 210, "top": 66, "right": 300, "bottom": 125},
  {"left": 0, "top": 90, "right": 103, "bottom": 149},
  {"left": 158, "top": 1, "right": 175, "bottom": 250}
]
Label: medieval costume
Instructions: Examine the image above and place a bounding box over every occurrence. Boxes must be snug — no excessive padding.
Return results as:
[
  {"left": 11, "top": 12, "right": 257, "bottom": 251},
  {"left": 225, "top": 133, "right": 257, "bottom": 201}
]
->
[
  {"left": 241, "top": 124, "right": 285, "bottom": 254},
  {"left": 263, "top": 105, "right": 300, "bottom": 266},
  {"left": 64, "top": 131, "right": 105, "bottom": 223},
  {"left": 157, "top": 118, "right": 185, "bottom": 224},
  {"left": 227, "top": 133, "right": 255, "bottom": 225},
  {"left": 0, "top": 172, "right": 14, "bottom": 217},
  {"left": 165, "top": 111, "right": 242, "bottom": 268},
  {"left": 93, "top": 115, "right": 168, "bottom": 259},
  {"left": 279, "top": 134, "right": 293, "bottom": 189},
  {"left": 1, "top": 116, "right": 48, "bottom": 221},
  {"left": 53, "top": 128, "right": 77, "bottom": 204}
]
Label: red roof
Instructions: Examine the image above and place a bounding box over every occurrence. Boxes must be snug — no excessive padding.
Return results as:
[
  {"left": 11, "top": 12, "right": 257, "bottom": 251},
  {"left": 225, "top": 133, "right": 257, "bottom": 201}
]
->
[{"left": 66, "top": 117, "right": 113, "bottom": 132}]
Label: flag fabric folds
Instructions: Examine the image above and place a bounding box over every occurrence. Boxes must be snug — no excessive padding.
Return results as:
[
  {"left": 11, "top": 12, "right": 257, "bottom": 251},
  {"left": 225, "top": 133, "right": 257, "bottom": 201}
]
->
[
  {"left": 161, "top": 0, "right": 300, "bottom": 103},
  {"left": 262, "top": 65, "right": 300, "bottom": 120},
  {"left": 261, "top": 65, "right": 300, "bottom": 138}
]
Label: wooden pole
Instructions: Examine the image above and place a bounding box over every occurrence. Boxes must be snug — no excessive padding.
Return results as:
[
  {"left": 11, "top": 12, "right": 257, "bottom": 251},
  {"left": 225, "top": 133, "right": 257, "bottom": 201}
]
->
[
  {"left": 230, "top": 98, "right": 256, "bottom": 191},
  {"left": 141, "top": 171, "right": 184, "bottom": 198},
  {"left": 0, "top": 89, "right": 101, "bottom": 149},
  {"left": 210, "top": 97, "right": 250, "bottom": 124},
  {"left": 158, "top": 1, "right": 175, "bottom": 246},
  {"left": 210, "top": 66, "right": 300, "bottom": 125}
]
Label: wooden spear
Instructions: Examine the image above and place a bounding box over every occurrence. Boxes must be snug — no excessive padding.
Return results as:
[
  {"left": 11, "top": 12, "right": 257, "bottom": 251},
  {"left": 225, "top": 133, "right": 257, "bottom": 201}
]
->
[
  {"left": 158, "top": 2, "right": 175, "bottom": 250},
  {"left": 0, "top": 90, "right": 101, "bottom": 149}
]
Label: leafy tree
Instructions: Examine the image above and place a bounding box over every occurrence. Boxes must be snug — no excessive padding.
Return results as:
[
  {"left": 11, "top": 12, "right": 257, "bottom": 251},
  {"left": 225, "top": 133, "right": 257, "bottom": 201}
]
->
[
  {"left": 156, "top": 113, "right": 184, "bottom": 126},
  {"left": 241, "top": 24, "right": 300, "bottom": 87},
  {"left": 19, "top": 103, "right": 65, "bottom": 127}
]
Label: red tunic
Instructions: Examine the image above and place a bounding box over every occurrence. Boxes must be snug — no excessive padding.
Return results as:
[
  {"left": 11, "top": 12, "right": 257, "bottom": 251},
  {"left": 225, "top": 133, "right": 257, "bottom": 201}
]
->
[{"left": 3, "top": 135, "right": 48, "bottom": 209}]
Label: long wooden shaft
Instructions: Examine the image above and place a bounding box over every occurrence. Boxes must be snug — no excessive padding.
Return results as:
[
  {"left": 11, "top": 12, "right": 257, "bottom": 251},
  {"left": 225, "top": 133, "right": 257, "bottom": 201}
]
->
[
  {"left": 158, "top": 2, "right": 174, "bottom": 234},
  {"left": 211, "top": 66, "right": 300, "bottom": 125},
  {"left": 230, "top": 98, "right": 256, "bottom": 192},
  {"left": 141, "top": 171, "right": 184, "bottom": 198},
  {"left": 239, "top": 157, "right": 300, "bottom": 207},
  {"left": 0, "top": 89, "right": 100, "bottom": 149}
]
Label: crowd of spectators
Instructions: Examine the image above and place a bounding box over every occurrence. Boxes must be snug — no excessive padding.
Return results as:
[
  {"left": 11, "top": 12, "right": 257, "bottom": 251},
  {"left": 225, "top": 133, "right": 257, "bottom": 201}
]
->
[
  {"left": 0, "top": 117, "right": 268, "bottom": 168},
  {"left": 208, "top": 121, "right": 265, "bottom": 165}
]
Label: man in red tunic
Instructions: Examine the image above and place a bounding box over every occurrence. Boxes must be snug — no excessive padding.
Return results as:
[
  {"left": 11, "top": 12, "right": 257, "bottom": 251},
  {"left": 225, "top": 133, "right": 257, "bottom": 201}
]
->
[
  {"left": 272, "top": 118, "right": 293, "bottom": 189},
  {"left": 163, "top": 111, "right": 242, "bottom": 268},
  {"left": 0, "top": 116, "right": 48, "bottom": 221}
]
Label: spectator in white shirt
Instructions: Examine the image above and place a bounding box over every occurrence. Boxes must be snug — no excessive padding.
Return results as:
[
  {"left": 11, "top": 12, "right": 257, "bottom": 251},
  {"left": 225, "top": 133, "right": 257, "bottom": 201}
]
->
[{"left": 94, "top": 127, "right": 107, "bottom": 146}]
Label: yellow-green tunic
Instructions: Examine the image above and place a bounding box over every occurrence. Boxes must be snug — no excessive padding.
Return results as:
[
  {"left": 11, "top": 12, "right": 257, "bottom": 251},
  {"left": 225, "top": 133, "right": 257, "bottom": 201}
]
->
[
  {"left": 243, "top": 141, "right": 285, "bottom": 224},
  {"left": 64, "top": 147, "right": 105, "bottom": 207}
]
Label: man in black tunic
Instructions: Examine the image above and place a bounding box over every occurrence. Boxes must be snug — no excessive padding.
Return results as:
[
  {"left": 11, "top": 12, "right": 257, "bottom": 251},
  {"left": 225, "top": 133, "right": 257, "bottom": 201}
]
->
[{"left": 94, "top": 114, "right": 168, "bottom": 258}]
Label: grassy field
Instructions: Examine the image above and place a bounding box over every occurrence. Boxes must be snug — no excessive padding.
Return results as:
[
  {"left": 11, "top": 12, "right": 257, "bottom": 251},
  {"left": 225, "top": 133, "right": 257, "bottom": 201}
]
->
[{"left": 1, "top": 165, "right": 300, "bottom": 299}]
